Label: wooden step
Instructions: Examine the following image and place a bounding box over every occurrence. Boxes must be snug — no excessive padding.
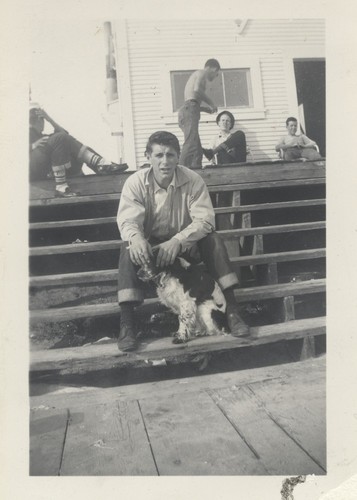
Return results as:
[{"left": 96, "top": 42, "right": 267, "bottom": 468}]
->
[
  {"left": 29, "top": 202, "right": 326, "bottom": 230},
  {"left": 30, "top": 316, "right": 326, "bottom": 374},
  {"left": 29, "top": 235, "right": 326, "bottom": 263},
  {"left": 29, "top": 222, "right": 326, "bottom": 256},
  {"left": 29, "top": 278, "right": 326, "bottom": 321},
  {"left": 29, "top": 178, "right": 326, "bottom": 207}
]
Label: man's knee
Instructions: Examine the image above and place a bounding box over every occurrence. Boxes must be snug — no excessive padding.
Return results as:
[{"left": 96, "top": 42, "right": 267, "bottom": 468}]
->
[
  {"left": 302, "top": 148, "right": 321, "bottom": 160},
  {"left": 284, "top": 148, "right": 299, "bottom": 161},
  {"left": 47, "top": 131, "right": 70, "bottom": 148},
  {"left": 199, "top": 231, "right": 228, "bottom": 259}
]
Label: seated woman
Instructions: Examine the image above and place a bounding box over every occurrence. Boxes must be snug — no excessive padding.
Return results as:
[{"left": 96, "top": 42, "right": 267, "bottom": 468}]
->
[
  {"left": 202, "top": 110, "right": 247, "bottom": 165},
  {"left": 29, "top": 103, "right": 128, "bottom": 197}
]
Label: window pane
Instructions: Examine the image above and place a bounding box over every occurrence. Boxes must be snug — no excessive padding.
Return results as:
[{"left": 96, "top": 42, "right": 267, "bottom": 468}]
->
[
  {"left": 223, "top": 69, "right": 252, "bottom": 107},
  {"left": 170, "top": 71, "right": 192, "bottom": 112},
  {"left": 205, "top": 73, "right": 225, "bottom": 108},
  {"left": 170, "top": 68, "right": 253, "bottom": 112}
]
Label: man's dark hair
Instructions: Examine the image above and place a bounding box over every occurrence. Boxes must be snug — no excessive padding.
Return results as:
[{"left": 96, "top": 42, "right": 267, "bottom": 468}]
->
[
  {"left": 286, "top": 116, "right": 298, "bottom": 126},
  {"left": 145, "top": 131, "right": 181, "bottom": 156},
  {"left": 204, "top": 58, "right": 220, "bottom": 70}
]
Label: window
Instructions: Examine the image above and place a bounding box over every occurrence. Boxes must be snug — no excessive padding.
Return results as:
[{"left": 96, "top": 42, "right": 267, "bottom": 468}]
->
[
  {"left": 170, "top": 68, "right": 253, "bottom": 112},
  {"left": 161, "top": 56, "right": 265, "bottom": 122}
]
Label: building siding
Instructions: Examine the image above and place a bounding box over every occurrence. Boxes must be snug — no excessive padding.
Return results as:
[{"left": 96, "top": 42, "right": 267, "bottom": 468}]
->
[{"left": 113, "top": 18, "right": 325, "bottom": 167}]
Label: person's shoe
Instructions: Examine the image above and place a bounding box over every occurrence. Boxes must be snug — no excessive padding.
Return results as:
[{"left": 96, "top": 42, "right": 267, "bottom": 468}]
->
[
  {"left": 202, "top": 148, "right": 214, "bottom": 161},
  {"left": 55, "top": 187, "right": 79, "bottom": 198},
  {"left": 97, "top": 162, "right": 129, "bottom": 174},
  {"left": 226, "top": 304, "right": 250, "bottom": 337},
  {"left": 117, "top": 323, "right": 138, "bottom": 352}
]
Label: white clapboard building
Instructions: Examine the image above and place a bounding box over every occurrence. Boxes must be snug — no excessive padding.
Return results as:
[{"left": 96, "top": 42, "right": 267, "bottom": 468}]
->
[{"left": 103, "top": 19, "right": 325, "bottom": 169}]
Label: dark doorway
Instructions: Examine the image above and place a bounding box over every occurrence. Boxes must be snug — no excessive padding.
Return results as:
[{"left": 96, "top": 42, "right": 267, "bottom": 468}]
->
[{"left": 293, "top": 59, "right": 326, "bottom": 156}]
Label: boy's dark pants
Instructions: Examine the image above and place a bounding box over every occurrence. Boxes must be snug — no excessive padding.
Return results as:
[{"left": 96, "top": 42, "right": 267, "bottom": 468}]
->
[
  {"left": 178, "top": 100, "right": 203, "bottom": 169},
  {"left": 118, "top": 232, "right": 238, "bottom": 304},
  {"left": 29, "top": 131, "right": 84, "bottom": 181},
  {"left": 284, "top": 146, "right": 321, "bottom": 161}
]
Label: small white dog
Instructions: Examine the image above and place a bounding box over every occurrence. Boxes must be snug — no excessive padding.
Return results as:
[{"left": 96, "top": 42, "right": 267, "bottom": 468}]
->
[{"left": 137, "top": 256, "right": 227, "bottom": 344}]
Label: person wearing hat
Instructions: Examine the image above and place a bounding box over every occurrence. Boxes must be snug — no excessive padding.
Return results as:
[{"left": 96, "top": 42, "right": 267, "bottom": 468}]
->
[
  {"left": 202, "top": 110, "right": 247, "bottom": 165},
  {"left": 29, "top": 104, "right": 128, "bottom": 197}
]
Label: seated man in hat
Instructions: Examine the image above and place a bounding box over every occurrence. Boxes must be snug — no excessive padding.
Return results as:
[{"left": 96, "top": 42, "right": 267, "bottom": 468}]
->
[
  {"left": 116, "top": 130, "right": 250, "bottom": 352},
  {"left": 29, "top": 104, "right": 128, "bottom": 197},
  {"left": 202, "top": 110, "right": 247, "bottom": 165}
]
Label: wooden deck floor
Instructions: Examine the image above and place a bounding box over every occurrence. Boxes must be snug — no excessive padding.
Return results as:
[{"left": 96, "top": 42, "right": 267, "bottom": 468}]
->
[{"left": 30, "top": 354, "right": 326, "bottom": 476}]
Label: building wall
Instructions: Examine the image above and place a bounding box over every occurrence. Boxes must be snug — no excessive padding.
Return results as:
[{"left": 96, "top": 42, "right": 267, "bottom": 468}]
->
[{"left": 113, "top": 18, "right": 325, "bottom": 167}]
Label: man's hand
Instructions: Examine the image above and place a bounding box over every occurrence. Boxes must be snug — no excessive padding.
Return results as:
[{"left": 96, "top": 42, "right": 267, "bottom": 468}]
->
[
  {"left": 32, "top": 136, "right": 49, "bottom": 150},
  {"left": 35, "top": 108, "right": 50, "bottom": 121},
  {"left": 211, "top": 105, "right": 218, "bottom": 113},
  {"left": 155, "top": 238, "right": 181, "bottom": 268},
  {"left": 129, "top": 234, "right": 153, "bottom": 267}
]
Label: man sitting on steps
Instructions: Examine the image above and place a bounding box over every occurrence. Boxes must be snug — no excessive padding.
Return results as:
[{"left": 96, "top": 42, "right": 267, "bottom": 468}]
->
[
  {"left": 116, "top": 130, "right": 250, "bottom": 352},
  {"left": 29, "top": 103, "right": 128, "bottom": 197}
]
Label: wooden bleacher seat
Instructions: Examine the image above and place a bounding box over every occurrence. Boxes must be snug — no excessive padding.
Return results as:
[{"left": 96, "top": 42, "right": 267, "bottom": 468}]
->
[{"left": 29, "top": 159, "right": 326, "bottom": 371}]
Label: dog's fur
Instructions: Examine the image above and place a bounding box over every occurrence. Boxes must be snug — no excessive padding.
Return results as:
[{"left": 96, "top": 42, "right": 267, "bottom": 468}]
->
[{"left": 137, "top": 256, "right": 227, "bottom": 343}]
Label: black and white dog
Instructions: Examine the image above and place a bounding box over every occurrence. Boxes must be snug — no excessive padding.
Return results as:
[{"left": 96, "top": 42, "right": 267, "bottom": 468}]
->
[{"left": 137, "top": 256, "right": 227, "bottom": 344}]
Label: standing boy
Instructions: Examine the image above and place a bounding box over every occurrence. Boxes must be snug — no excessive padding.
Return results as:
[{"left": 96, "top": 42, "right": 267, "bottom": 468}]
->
[{"left": 178, "top": 59, "right": 220, "bottom": 169}]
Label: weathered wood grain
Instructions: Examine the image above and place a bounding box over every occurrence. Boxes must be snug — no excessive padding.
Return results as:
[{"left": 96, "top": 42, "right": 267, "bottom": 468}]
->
[
  {"left": 138, "top": 390, "right": 267, "bottom": 475},
  {"left": 247, "top": 377, "right": 326, "bottom": 471},
  {"left": 30, "top": 317, "right": 326, "bottom": 375},
  {"left": 29, "top": 199, "right": 326, "bottom": 230},
  {"left": 60, "top": 401, "right": 157, "bottom": 475},
  {"left": 29, "top": 278, "right": 326, "bottom": 319},
  {"left": 30, "top": 408, "right": 69, "bottom": 476},
  {"left": 30, "top": 356, "right": 325, "bottom": 412},
  {"left": 208, "top": 385, "right": 325, "bottom": 475}
]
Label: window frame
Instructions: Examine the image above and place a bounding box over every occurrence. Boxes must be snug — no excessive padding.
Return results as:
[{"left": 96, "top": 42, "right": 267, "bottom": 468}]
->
[{"left": 160, "top": 56, "right": 266, "bottom": 123}]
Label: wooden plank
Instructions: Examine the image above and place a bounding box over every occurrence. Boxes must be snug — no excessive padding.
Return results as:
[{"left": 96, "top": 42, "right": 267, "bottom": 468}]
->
[
  {"left": 29, "top": 221, "right": 325, "bottom": 255},
  {"left": 29, "top": 178, "right": 325, "bottom": 207},
  {"left": 30, "top": 192, "right": 121, "bottom": 207},
  {"left": 217, "top": 190, "right": 241, "bottom": 259},
  {"left": 214, "top": 198, "right": 326, "bottom": 214},
  {"left": 30, "top": 240, "right": 124, "bottom": 256},
  {"left": 200, "top": 162, "right": 326, "bottom": 187},
  {"left": 29, "top": 279, "right": 326, "bottom": 319},
  {"left": 30, "top": 237, "right": 325, "bottom": 261},
  {"left": 30, "top": 269, "right": 118, "bottom": 287},
  {"left": 138, "top": 390, "right": 266, "bottom": 475},
  {"left": 30, "top": 408, "right": 69, "bottom": 476},
  {"left": 29, "top": 172, "right": 132, "bottom": 201},
  {"left": 30, "top": 356, "right": 325, "bottom": 413},
  {"left": 208, "top": 386, "right": 325, "bottom": 475},
  {"left": 30, "top": 211, "right": 325, "bottom": 234},
  {"left": 208, "top": 178, "right": 325, "bottom": 192},
  {"left": 29, "top": 161, "right": 325, "bottom": 202},
  {"left": 30, "top": 217, "right": 117, "bottom": 230},
  {"left": 248, "top": 378, "right": 326, "bottom": 470},
  {"left": 219, "top": 221, "right": 325, "bottom": 238},
  {"left": 300, "top": 336, "right": 316, "bottom": 360},
  {"left": 60, "top": 401, "right": 158, "bottom": 475},
  {"left": 282, "top": 296, "right": 296, "bottom": 322},
  {"left": 30, "top": 317, "right": 326, "bottom": 374},
  {"left": 30, "top": 297, "right": 159, "bottom": 322},
  {"left": 230, "top": 248, "right": 325, "bottom": 266}
]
